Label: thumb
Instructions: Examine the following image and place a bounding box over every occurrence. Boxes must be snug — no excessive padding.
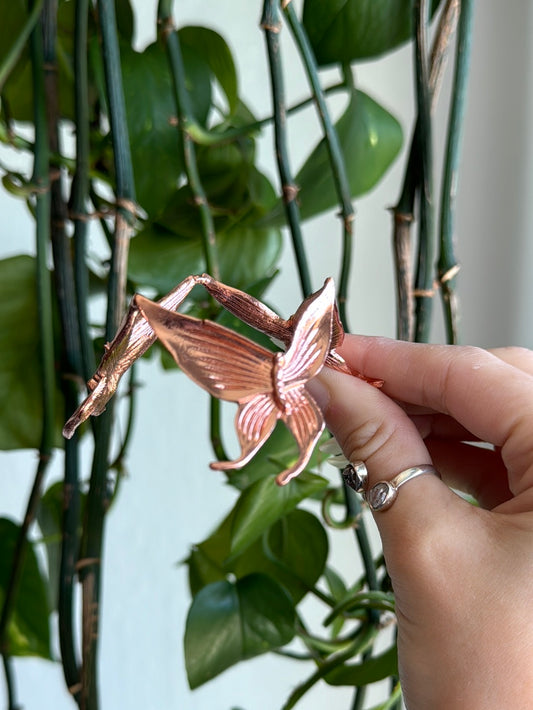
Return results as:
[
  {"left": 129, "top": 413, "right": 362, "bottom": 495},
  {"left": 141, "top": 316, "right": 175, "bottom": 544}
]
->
[{"left": 308, "top": 367, "right": 465, "bottom": 563}]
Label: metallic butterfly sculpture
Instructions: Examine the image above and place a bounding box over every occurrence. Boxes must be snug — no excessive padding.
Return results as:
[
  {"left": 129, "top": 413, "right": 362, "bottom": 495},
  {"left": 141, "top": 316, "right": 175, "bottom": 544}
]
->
[
  {"left": 63, "top": 275, "right": 382, "bottom": 484},
  {"left": 135, "top": 279, "right": 335, "bottom": 485}
]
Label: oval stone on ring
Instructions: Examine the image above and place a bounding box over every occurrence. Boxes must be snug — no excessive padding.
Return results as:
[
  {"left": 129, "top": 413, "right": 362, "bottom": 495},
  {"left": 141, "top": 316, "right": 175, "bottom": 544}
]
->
[
  {"left": 367, "top": 481, "right": 397, "bottom": 511},
  {"left": 366, "top": 465, "right": 439, "bottom": 512}
]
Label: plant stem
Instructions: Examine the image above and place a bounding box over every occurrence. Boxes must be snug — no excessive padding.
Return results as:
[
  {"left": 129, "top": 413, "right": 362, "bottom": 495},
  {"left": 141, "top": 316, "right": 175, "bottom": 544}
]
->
[
  {"left": 0, "top": 0, "right": 54, "bottom": 686},
  {"left": 157, "top": 0, "right": 220, "bottom": 280},
  {"left": 261, "top": 0, "right": 312, "bottom": 298},
  {"left": 59, "top": 432, "right": 82, "bottom": 704},
  {"left": 351, "top": 672, "right": 367, "bottom": 710},
  {"left": 412, "top": 0, "right": 435, "bottom": 343},
  {"left": 71, "top": 0, "right": 96, "bottom": 382},
  {"left": 109, "top": 365, "right": 138, "bottom": 472},
  {"left": 438, "top": 0, "right": 474, "bottom": 344},
  {"left": 281, "top": 625, "right": 377, "bottom": 710},
  {"left": 392, "top": 0, "right": 459, "bottom": 340},
  {"left": 2, "top": 655, "right": 18, "bottom": 710},
  {"left": 343, "top": 478, "right": 379, "bottom": 710},
  {"left": 210, "top": 397, "right": 229, "bottom": 462},
  {"left": 157, "top": 0, "right": 227, "bottom": 460},
  {"left": 80, "top": 1, "right": 137, "bottom": 707},
  {"left": 187, "top": 80, "right": 348, "bottom": 147},
  {"left": 283, "top": 5, "right": 355, "bottom": 328},
  {"left": 41, "top": 4, "right": 85, "bottom": 695},
  {"left": 80, "top": 412, "right": 113, "bottom": 710},
  {"left": 342, "top": 476, "right": 380, "bottom": 618},
  {"left": 97, "top": 0, "right": 136, "bottom": 335},
  {"left": 42, "top": 0, "right": 82, "bottom": 371}
]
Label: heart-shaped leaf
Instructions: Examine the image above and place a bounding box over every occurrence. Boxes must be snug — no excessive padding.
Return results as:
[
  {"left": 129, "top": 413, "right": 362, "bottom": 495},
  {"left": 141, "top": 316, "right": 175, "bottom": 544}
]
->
[
  {"left": 0, "top": 255, "right": 64, "bottom": 450},
  {"left": 303, "top": 0, "right": 443, "bottom": 66},
  {"left": 229, "top": 472, "right": 328, "bottom": 557},
  {"left": 245, "top": 509, "right": 328, "bottom": 602},
  {"left": 187, "top": 508, "right": 328, "bottom": 604},
  {"left": 179, "top": 26, "right": 238, "bottom": 115},
  {"left": 36, "top": 481, "right": 85, "bottom": 611},
  {"left": 0, "top": 517, "right": 51, "bottom": 658},
  {"left": 121, "top": 39, "right": 211, "bottom": 217},
  {"left": 128, "top": 222, "right": 281, "bottom": 297},
  {"left": 260, "top": 90, "right": 402, "bottom": 227},
  {"left": 1, "top": 0, "right": 76, "bottom": 120},
  {"left": 184, "top": 573, "right": 295, "bottom": 688}
]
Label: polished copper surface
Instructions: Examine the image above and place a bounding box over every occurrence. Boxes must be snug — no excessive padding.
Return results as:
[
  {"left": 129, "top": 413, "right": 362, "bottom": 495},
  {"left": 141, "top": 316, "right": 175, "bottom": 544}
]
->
[
  {"left": 63, "top": 274, "right": 382, "bottom": 484},
  {"left": 135, "top": 278, "right": 335, "bottom": 484}
]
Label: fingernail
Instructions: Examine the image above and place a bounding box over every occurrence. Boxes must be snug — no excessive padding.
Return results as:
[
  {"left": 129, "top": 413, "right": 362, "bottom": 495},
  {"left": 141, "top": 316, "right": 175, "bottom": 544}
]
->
[{"left": 307, "top": 375, "right": 331, "bottom": 412}]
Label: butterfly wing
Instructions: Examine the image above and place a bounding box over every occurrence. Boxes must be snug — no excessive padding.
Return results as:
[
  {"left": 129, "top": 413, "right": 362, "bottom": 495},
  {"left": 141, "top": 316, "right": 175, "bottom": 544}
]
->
[
  {"left": 211, "top": 394, "right": 279, "bottom": 471},
  {"left": 135, "top": 295, "right": 274, "bottom": 402},
  {"left": 276, "top": 387, "right": 325, "bottom": 485},
  {"left": 278, "top": 278, "right": 335, "bottom": 388}
]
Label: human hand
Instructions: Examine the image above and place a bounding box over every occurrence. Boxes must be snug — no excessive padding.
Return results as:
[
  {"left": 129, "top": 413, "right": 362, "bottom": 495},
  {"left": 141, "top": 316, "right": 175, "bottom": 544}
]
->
[{"left": 309, "top": 337, "right": 533, "bottom": 709}]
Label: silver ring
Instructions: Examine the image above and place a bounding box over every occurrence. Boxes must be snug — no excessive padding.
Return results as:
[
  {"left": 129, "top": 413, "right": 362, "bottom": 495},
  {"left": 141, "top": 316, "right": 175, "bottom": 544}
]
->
[
  {"left": 366, "top": 465, "right": 439, "bottom": 512},
  {"left": 342, "top": 460, "right": 368, "bottom": 493}
]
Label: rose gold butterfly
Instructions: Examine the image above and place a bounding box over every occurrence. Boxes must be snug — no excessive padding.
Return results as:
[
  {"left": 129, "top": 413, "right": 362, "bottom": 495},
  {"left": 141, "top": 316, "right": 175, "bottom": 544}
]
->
[{"left": 135, "top": 278, "right": 336, "bottom": 485}]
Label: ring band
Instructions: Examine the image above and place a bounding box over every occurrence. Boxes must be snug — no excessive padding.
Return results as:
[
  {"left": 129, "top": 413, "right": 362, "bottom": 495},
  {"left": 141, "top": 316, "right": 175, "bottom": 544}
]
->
[{"left": 366, "top": 465, "right": 439, "bottom": 512}]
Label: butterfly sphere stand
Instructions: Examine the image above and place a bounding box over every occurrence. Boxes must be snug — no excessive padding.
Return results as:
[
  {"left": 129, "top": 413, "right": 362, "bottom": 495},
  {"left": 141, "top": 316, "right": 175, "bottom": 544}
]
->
[{"left": 63, "top": 275, "right": 382, "bottom": 485}]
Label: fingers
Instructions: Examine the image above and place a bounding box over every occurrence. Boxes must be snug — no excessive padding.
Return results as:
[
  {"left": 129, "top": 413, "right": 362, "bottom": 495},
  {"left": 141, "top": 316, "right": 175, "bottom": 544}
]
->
[
  {"left": 408, "top": 412, "right": 477, "bottom": 441},
  {"left": 337, "top": 337, "right": 533, "bottom": 497},
  {"left": 425, "top": 438, "right": 511, "bottom": 508},
  {"left": 490, "top": 346, "right": 533, "bottom": 376},
  {"left": 307, "top": 369, "right": 465, "bottom": 555}
]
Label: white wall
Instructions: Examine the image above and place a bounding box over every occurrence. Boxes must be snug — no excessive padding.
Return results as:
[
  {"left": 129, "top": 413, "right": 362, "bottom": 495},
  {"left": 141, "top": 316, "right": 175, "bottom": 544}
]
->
[{"left": 1, "top": 1, "right": 533, "bottom": 708}]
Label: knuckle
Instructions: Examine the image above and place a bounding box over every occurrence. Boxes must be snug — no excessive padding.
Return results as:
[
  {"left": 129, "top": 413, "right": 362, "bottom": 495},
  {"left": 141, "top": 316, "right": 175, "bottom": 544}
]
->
[{"left": 341, "top": 414, "right": 398, "bottom": 464}]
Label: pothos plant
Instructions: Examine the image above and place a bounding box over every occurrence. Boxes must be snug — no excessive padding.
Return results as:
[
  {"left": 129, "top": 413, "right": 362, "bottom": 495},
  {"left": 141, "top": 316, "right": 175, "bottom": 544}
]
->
[{"left": 0, "top": 0, "right": 473, "bottom": 708}]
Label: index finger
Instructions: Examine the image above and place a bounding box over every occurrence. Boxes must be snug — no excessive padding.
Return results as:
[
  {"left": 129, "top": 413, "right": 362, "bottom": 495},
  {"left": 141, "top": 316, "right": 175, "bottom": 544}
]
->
[{"left": 339, "top": 336, "right": 533, "bottom": 495}]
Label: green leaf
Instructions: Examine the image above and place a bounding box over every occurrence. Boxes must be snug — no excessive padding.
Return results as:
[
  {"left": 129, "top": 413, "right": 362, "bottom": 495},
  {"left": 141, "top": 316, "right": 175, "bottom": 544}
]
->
[
  {"left": 187, "top": 509, "right": 328, "bottom": 604},
  {"left": 219, "top": 225, "right": 282, "bottom": 290},
  {"left": 128, "top": 221, "right": 281, "bottom": 296},
  {"left": 229, "top": 472, "right": 328, "bottom": 557},
  {"left": 324, "top": 566, "right": 349, "bottom": 601},
  {"left": 260, "top": 91, "right": 402, "bottom": 227},
  {"left": 323, "top": 566, "right": 353, "bottom": 637},
  {"left": 302, "top": 0, "right": 443, "bottom": 66},
  {"left": 36, "top": 482, "right": 63, "bottom": 611},
  {"left": 36, "top": 481, "right": 84, "bottom": 611},
  {"left": 0, "top": 518, "right": 51, "bottom": 658},
  {"left": 0, "top": 255, "right": 64, "bottom": 450},
  {"left": 184, "top": 573, "right": 295, "bottom": 688},
  {"left": 227, "top": 423, "right": 329, "bottom": 491},
  {"left": 119, "top": 26, "right": 238, "bottom": 217},
  {"left": 149, "top": 143, "right": 272, "bottom": 241},
  {"left": 120, "top": 40, "right": 211, "bottom": 217},
  {"left": 179, "top": 26, "right": 238, "bottom": 115},
  {"left": 324, "top": 644, "right": 398, "bottom": 686},
  {"left": 0, "top": 1, "right": 29, "bottom": 72},
  {"left": 115, "top": 0, "right": 134, "bottom": 43},
  {"left": 1, "top": 0, "right": 76, "bottom": 121},
  {"left": 243, "top": 509, "right": 328, "bottom": 603},
  {"left": 0, "top": 0, "right": 35, "bottom": 93}
]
